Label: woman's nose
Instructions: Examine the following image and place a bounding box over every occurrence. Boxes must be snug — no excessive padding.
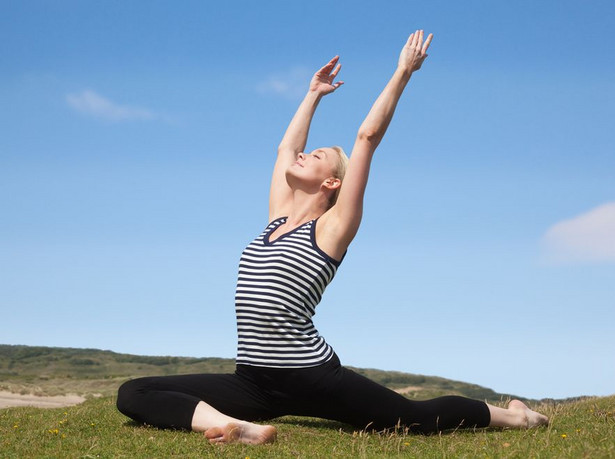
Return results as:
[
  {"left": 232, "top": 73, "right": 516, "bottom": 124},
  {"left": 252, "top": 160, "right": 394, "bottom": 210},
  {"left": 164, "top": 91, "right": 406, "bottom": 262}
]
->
[{"left": 297, "top": 152, "right": 305, "bottom": 160}]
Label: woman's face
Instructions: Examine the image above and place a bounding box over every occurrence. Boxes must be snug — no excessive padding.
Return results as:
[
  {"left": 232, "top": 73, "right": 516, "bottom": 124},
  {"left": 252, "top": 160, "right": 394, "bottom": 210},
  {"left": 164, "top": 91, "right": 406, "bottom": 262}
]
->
[{"left": 287, "top": 147, "right": 339, "bottom": 188}]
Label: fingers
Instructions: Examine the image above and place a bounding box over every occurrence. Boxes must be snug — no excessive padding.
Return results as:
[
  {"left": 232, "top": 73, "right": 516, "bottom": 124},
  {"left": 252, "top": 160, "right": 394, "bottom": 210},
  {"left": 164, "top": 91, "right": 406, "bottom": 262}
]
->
[
  {"left": 330, "top": 62, "right": 341, "bottom": 78},
  {"left": 324, "top": 55, "right": 339, "bottom": 69},
  {"left": 422, "top": 33, "right": 433, "bottom": 53},
  {"left": 406, "top": 30, "right": 433, "bottom": 55},
  {"left": 317, "top": 56, "right": 342, "bottom": 79},
  {"left": 406, "top": 30, "right": 422, "bottom": 52},
  {"left": 411, "top": 29, "right": 419, "bottom": 47},
  {"left": 405, "top": 33, "right": 414, "bottom": 48}
]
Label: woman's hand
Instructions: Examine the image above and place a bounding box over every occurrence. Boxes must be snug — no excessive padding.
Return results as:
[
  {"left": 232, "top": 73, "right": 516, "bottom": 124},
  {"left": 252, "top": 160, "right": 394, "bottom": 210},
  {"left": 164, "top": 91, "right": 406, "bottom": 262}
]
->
[
  {"left": 309, "top": 56, "right": 344, "bottom": 96},
  {"left": 398, "top": 30, "right": 433, "bottom": 75}
]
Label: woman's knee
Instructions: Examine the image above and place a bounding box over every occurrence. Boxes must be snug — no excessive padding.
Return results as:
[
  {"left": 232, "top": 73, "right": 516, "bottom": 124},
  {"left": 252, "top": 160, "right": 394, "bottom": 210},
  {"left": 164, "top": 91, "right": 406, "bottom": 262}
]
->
[{"left": 116, "top": 377, "right": 149, "bottom": 416}]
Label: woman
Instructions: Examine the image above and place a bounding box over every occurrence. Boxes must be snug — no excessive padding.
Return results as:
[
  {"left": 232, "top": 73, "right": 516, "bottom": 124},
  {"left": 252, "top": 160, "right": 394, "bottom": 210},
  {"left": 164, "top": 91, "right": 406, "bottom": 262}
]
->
[{"left": 117, "top": 31, "right": 548, "bottom": 445}]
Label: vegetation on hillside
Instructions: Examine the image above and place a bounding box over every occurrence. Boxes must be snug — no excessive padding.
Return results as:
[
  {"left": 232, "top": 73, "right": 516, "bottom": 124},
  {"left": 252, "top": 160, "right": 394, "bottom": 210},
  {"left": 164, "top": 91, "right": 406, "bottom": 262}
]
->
[{"left": 0, "top": 344, "right": 524, "bottom": 402}]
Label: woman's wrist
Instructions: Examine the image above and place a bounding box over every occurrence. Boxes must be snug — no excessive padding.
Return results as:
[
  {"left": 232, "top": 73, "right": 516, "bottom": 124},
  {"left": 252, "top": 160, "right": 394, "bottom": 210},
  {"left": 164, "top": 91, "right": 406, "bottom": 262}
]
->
[
  {"left": 395, "top": 66, "right": 413, "bottom": 81},
  {"left": 305, "top": 90, "right": 324, "bottom": 103}
]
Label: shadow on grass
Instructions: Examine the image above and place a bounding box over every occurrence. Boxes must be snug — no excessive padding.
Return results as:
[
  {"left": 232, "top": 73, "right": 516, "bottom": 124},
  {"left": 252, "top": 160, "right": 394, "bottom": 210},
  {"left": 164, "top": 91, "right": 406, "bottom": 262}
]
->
[
  {"left": 121, "top": 420, "right": 193, "bottom": 433},
  {"left": 273, "top": 416, "right": 496, "bottom": 437},
  {"left": 273, "top": 416, "right": 353, "bottom": 432},
  {"left": 122, "top": 414, "right": 487, "bottom": 437},
  {"left": 122, "top": 416, "right": 356, "bottom": 434},
  {"left": 123, "top": 420, "right": 145, "bottom": 427}
]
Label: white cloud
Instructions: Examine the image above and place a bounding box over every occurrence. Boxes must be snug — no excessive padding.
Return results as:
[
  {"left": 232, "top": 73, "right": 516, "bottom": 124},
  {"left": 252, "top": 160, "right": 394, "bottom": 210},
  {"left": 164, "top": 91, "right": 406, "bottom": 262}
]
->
[
  {"left": 542, "top": 201, "right": 615, "bottom": 264},
  {"left": 66, "top": 90, "right": 159, "bottom": 121},
  {"left": 256, "top": 67, "right": 311, "bottom": 100}
]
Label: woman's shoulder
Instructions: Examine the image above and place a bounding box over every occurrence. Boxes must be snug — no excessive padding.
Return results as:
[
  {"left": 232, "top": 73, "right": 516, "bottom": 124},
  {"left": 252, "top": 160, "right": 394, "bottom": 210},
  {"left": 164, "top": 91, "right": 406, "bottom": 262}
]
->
[{"left": 313, "top": 210, "right": 348, "bottom": 264}]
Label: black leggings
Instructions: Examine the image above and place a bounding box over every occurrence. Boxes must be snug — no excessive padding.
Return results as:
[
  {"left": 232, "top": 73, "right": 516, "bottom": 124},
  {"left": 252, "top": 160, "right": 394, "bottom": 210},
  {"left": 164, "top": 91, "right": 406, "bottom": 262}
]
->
[{"left": 116, "top": 354, "right": 490, "bottom": 434}]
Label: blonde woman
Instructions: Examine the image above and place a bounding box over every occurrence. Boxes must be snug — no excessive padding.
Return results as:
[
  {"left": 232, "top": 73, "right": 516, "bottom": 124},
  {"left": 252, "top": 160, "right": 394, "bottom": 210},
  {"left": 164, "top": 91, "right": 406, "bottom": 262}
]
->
[{"left": 117, "top": 31, "right": 548, "bottom": 444}]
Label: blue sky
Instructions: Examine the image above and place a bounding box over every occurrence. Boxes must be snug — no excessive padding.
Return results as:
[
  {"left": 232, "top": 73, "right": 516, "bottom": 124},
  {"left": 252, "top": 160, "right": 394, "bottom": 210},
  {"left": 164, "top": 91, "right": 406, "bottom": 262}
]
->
[{"left": 1, "top": 0, "right": 614, "bottom": 400}]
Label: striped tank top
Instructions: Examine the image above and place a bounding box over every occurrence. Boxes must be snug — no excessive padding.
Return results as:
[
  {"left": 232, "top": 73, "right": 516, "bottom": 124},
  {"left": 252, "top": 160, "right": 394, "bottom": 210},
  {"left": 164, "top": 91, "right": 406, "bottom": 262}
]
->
[{"left": 235, "top": 217, "right": 342, "bottom": 368}]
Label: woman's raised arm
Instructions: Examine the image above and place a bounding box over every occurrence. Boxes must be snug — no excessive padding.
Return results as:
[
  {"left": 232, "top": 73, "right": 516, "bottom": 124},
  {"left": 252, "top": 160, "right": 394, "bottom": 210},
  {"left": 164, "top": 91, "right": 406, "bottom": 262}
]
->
[
  {"left": 269, "top": 57, "right": 343, "bottom": 221},
  {"left": 320, "top": 31, "right": 433, "bottom": 257}
]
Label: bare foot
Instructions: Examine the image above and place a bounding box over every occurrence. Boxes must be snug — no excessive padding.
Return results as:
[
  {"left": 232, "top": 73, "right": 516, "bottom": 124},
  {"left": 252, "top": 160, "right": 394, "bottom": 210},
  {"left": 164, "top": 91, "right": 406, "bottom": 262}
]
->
[
  {"left": 508, "top": 400, "right": 549, "bottom": 428},
  {"left": 204, "top": 421, "right": 277, "bottom": 445}
]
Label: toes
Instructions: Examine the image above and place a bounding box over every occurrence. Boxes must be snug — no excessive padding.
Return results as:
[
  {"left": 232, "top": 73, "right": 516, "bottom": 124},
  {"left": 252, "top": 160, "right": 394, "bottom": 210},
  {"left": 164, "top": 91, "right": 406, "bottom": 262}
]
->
[
  {"left": 204, "top": 426, "right": 226, "bottom": 443},
  {"left": 204, "top": 423, "right": 243, "bottom": 444},
  {"left": 204, "top": 426, "right": 222, "bottom": 439}
]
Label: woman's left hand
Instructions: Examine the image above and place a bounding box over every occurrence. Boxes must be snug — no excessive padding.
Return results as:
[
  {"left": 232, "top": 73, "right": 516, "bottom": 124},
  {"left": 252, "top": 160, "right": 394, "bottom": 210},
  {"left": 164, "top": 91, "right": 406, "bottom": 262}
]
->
[
  {"left": 398, "top": 30, "right": 433, "bottom": 75},
  {"left": 309, "top": 56, "right": 344, "bottom": 96}
]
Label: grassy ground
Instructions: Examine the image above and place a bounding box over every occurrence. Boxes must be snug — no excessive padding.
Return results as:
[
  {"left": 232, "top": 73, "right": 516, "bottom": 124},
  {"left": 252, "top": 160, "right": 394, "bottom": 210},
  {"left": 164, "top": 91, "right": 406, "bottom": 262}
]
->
[{"left": 2, "top": 395, "right": 614, "bottom": 458}]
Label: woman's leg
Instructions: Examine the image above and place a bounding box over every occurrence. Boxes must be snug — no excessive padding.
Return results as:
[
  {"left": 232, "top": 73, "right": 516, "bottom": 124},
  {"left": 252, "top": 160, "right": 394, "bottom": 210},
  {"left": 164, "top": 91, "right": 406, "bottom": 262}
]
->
[
  {"left": 317, "top": 366, "right": 548, "bottom": 433},
  {"left": 116, "top": 373, "right": 277, "bottom": 444},
  {"left": 330, "top": 372, "right": 491, "bottom": 433},
  {"left": 283, "top": 358, "right": 546, "bottom": 434}
]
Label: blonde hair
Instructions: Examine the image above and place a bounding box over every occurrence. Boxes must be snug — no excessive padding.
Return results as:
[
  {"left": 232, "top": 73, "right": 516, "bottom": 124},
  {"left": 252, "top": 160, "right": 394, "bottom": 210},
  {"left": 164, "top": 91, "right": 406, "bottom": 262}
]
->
[{"left": 328, "top": 145, "right": 349, "bottom": 207}]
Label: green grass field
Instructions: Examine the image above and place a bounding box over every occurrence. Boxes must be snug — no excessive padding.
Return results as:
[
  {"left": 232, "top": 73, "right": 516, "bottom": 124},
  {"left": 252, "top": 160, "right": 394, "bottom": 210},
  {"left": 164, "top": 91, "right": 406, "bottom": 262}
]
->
[
  {"left": 2, "top": 345, "right": 613, "bottom": 457},
  {"left": 2, "top": 395, "right": 614, "bottom": 458}
]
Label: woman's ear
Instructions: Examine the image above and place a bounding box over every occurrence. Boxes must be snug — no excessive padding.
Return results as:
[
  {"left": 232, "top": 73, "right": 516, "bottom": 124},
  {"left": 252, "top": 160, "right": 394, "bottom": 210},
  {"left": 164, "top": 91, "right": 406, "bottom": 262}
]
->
[{"left": 323, "top": 177, "right": 341, "bottom": 190}]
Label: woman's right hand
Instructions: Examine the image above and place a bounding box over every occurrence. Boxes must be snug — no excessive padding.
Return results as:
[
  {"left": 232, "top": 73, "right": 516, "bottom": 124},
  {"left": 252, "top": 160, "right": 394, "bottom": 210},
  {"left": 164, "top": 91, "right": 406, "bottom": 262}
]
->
[{"left": 309, "top": 56, "right": 344, "bottom": 96}]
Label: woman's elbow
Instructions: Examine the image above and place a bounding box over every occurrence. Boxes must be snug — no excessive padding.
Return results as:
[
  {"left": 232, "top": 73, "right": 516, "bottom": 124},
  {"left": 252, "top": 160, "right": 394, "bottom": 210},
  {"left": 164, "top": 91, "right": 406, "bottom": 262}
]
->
[
  {"left": 357, "top": 129, "right": 382, "bottom": 144},
  {"left": 277, "top": 145, "right": 299, "bottom": 156}
]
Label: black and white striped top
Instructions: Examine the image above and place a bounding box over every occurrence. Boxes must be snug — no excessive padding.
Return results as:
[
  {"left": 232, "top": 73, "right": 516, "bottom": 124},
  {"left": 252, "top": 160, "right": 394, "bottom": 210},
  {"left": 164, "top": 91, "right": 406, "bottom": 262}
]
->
[{"left": 235, "top": 217, "right": 342, "bottom": 368}]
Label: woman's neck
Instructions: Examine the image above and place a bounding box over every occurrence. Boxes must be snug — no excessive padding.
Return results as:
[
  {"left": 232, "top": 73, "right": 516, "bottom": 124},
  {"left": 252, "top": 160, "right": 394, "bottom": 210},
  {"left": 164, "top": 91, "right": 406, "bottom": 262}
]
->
[{"left": 285, "top": 189, "right": 329, "bottom": 227}]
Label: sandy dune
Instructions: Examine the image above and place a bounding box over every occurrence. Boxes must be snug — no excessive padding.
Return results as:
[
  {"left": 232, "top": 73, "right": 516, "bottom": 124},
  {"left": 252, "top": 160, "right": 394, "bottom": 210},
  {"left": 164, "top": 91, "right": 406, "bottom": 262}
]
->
[
  {"left": 0, "top": 391, "right": 86, "bottom": 409},
  {"left": 394, "top": 385, "right": 423, "bottom": 394}
]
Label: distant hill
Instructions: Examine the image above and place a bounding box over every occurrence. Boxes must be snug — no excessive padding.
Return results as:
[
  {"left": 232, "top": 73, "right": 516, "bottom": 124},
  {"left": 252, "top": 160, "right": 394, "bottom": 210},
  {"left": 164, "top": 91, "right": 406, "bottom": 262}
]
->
[{"left": 1, "top": 344, "right": 527, "bottom": 403}]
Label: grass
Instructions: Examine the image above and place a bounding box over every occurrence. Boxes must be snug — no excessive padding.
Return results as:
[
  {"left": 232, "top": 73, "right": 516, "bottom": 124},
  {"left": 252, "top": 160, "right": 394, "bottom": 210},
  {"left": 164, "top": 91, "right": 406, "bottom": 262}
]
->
[
  {"left": 2, "top": 345, "right": 612, "bottom": 457},
  {"left": 2, "top": 395, "right": 614, "bottom": 458}
]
